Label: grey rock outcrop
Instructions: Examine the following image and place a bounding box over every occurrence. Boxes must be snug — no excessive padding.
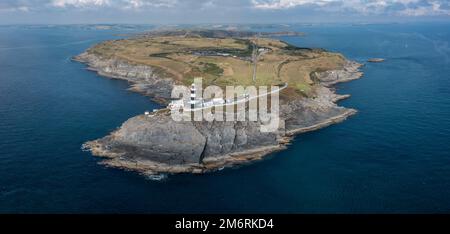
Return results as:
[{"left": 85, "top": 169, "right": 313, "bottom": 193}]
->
[{"left": 314, "top": 61, "right": 363, "bottom": 86}]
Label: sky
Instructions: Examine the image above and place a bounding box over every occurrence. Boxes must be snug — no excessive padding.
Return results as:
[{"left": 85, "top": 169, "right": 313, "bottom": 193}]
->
[{"left": 0, "top": 0, "right": 449, "bottom": 24}]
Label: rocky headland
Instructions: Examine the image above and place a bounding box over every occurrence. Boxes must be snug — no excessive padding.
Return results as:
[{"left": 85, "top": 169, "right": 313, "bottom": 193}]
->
[{"left": 74, "top": 30, "right": 363, "bottom": 176}]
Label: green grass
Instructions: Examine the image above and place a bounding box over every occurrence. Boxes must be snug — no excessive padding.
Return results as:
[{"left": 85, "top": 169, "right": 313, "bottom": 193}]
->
[
  {"left": 87, "top": 32, "right": 347, "bottom": 99},
  {"left": 201, "top": 62, "right": 224, "bottom": 76},
  {"left": 296, "top": 83, "right": 313, "bottom": 97}
]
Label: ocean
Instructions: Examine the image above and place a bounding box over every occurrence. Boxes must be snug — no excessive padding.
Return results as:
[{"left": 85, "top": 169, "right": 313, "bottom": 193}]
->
[{"left": 1, "top": 23, "right": 450, "bottom": 213}]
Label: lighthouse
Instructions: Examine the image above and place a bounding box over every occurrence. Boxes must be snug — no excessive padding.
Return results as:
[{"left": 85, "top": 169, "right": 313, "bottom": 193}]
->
[{"left": 190, "top": 83, "right": 196, "bottom": 110}]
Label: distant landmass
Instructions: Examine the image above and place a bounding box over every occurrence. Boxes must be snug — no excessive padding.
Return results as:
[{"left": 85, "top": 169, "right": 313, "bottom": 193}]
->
[{"left": 368, "top": 58, "right": 385, "bottom": 63}]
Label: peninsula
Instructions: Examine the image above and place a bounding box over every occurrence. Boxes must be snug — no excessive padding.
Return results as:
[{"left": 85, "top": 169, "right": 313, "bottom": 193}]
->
[{"left": 75, "top": 29, "right": 363, "bottom": 176}]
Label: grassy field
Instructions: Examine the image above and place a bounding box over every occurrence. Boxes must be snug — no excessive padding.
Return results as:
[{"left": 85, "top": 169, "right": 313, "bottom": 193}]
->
[{"left": 88, "top": 32, "right": 346, "bottom": 98}]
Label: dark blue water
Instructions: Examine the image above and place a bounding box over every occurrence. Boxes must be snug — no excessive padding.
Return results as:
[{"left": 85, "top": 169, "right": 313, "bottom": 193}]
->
[{"left": 1, "top": 23, "right": 450, "bottom": 213}]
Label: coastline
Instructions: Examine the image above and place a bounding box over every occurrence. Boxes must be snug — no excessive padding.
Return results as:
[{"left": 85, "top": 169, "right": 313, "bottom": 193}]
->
[
  {"left": 73, "top": 52, "right": 175, "bottom": 105},
  {"left": 75, "top": 47, "right": 363, "bottom": 176},
  {"left": 285, "top": 108, "right": 357, "bottom": 136}
]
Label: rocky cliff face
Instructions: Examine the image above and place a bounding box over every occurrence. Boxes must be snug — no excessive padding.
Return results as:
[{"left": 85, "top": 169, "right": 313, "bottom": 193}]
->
[
  {"left": 74, "top": 52, "right": 174, "bottom": 103},
  {"left": 86, "top": 112, "right": 287, "bottom": 174},
  {"left": 77, "top": 52, "right": 363, "bottom": 175}
]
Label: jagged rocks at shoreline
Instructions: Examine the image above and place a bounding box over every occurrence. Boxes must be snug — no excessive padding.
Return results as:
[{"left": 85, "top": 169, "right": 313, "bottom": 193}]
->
[
  {"left": 76, "top": 41, "right": 363, "bottom": 175},
  {"left": 74, "top": 52, "right": 174, "bottom": 104}
]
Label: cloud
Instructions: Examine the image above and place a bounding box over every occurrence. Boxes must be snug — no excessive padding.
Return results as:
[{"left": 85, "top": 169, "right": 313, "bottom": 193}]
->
[
  {"left": 0, "top": 6, "right": 30, "bottom": 12},
  {"left": 0, "top": 0, "right": 180, "bottom": 11},
  {"left": 251, "top": 0, "right": 337, "bottom": 10},
  {"left": 250, "top": 0, "right": 450, "bottom": 16},
  {"left": 50, "top": 0, "right": 184, "bottom": 9},
  {"left": 122, "top": 0, "right": 178, "bottom": 9},
  {"left": 51, "top": 0, "right": 111, "bottom": 8},
  {"left": 1, "top": 0, "right": 450, "bottom": 17},
  {"left": 398, "top": 1, "right": 450, "bottom": 16},
  {"left": 0, "top": 0, "right": 41, "bottom": 12},
  {"left": 52, "top": 0, "right": 107, "bottom": 8}
]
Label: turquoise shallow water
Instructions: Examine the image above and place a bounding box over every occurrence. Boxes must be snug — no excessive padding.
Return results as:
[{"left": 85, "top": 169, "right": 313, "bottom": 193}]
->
[{"left": 0, "top": 23, "right": 450, "bottom": 213}]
